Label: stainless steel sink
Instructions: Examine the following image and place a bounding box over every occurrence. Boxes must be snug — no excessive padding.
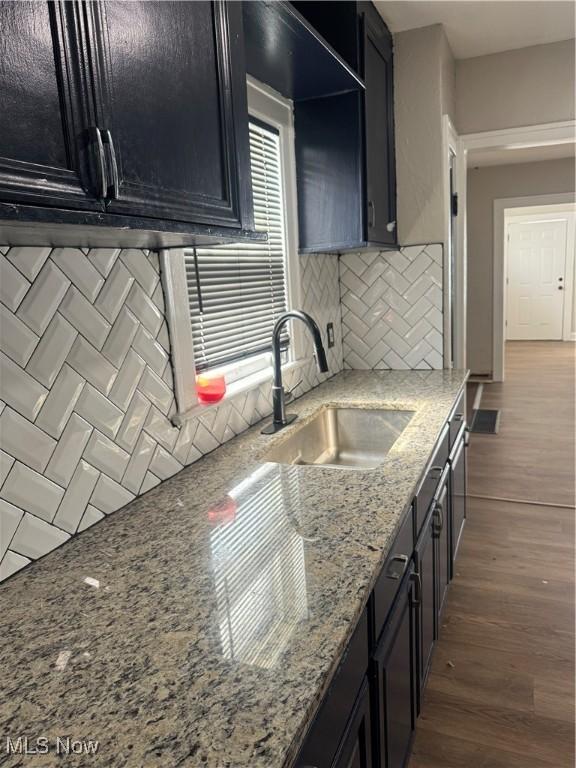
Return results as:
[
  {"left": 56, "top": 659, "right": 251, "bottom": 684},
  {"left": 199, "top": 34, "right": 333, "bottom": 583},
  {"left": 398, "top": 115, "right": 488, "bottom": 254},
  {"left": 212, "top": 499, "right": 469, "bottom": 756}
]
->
[{"left": 263, "top": 407, "right": 414, "bottom": 470}]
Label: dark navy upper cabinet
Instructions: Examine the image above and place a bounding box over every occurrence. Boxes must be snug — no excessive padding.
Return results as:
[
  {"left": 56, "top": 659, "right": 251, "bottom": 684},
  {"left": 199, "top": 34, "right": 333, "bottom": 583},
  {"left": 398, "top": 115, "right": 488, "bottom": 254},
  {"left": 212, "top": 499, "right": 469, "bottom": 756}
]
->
[
  {"left": 362, "top": 2, "right": 397, "bottom": 247},
  {"left": 294, "top": 1, "right": 397, "bottom": 253},
  {"left": 87, "top": 1, "right": 253, "bottom": 230},
  {"left": 0, "top": 1, "right": 102, "bottom": 211},
  {"left": 0, "top": 0, "right": 257, "bottom": 246}
]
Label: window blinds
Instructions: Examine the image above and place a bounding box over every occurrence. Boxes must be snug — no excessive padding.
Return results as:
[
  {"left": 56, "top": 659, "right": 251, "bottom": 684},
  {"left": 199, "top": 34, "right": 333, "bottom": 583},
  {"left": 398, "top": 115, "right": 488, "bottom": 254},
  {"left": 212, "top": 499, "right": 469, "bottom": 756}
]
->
[{"left": 185, "top": 119, "right": 289, "bottom": 373}]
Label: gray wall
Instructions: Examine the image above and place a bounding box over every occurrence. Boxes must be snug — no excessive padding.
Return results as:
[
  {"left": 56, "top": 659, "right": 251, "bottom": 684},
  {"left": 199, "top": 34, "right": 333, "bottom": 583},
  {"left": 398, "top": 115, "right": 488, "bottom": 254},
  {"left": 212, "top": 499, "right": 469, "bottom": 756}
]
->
[
  {"left": 394, "top": 24, "right": 455, "bottom": 246},
  {"left": 440, "top": 28, "right": 456, "bottom": 124},
  {"left": 466, "top": 157, "right": 576, "bottom": 374},
  {"left": 456, "top": 39, "right": 575, "bottom": 134}
]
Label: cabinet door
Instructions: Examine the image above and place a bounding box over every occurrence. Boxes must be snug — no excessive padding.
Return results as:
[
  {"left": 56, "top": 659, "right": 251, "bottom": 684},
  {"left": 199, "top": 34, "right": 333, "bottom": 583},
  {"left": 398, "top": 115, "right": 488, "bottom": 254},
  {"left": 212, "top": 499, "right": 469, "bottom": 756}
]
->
[
  {"left": 450, "top": 434, "right": 467, "bottom": 571},
  {"left": 434, "top": 480, "right": 450, "bottom": 624},
  {"left": 414, "top": 510, "right": 435, "bottom": 710},
  {"left": 362, "top": 4, "right": 396, "bottom": 246},
  {"left": 332, "top": 680, "right": 373, "bottom": 768},
  {"left": 0, "top": 1, "right": 102, "bottom": 210},
  {"left": 295, "top": 612, "right": 369, "bottom": 768},
  {"left": 87, "top": 0, "right": 253, "bottom": 228},
  {"left": 373, "top": 568, "right": 417, "bottom": 768}
]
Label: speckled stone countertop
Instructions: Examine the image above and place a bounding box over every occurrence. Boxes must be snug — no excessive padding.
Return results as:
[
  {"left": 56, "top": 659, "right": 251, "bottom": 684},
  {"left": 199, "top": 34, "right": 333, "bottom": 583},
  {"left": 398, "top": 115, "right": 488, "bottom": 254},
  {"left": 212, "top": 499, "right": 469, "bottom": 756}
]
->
[{"left": 1, "top": 369, "right": 466, "bottom": 768}]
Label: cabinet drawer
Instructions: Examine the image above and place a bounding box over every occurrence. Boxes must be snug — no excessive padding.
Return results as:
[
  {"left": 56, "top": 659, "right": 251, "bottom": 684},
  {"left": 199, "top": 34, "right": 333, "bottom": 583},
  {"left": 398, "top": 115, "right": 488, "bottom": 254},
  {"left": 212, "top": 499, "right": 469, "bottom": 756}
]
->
[
  {"left": 414, "top": 424, "right": 449, "bottom": 539},
  {"left": 295, "top": 609, "right": 369, "bottom": 768},
  {"left": 372, "top": 507, "right": 414, "bottom": 645},
  {"left": 449, "top": 389, "right": 466, "bottom": 448}
]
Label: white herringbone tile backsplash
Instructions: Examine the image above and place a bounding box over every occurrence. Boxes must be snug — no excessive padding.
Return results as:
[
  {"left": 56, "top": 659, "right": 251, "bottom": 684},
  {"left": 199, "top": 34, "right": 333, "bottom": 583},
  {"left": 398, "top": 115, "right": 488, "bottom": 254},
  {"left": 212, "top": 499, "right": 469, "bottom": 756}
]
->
[
  {"left": 0, "top": 247, "right": 343, "bottom": 581},
  {"left": 340, "top": 244, "right": 444, "bottom": 370}
]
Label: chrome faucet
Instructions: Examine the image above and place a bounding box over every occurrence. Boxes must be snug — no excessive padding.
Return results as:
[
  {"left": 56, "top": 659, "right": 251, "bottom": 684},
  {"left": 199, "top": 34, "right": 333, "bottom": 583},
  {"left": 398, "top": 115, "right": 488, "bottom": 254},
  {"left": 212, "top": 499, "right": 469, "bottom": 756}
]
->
[{"left": 261, "top": 310, "right": 329, "bottom": 434}]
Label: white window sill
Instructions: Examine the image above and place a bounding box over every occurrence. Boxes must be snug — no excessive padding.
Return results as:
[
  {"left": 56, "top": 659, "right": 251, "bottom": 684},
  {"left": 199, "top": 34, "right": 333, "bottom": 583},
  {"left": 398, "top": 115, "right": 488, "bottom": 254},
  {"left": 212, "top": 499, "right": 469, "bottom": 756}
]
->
[{"left": 172, "top": 358, "right": 310, "bottom": 426}]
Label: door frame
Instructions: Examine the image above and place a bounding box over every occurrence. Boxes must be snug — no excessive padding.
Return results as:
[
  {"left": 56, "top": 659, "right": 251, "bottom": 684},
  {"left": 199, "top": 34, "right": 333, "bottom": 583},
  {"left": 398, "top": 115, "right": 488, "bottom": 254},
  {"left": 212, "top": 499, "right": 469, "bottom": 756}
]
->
[
  {"left": 442, "top": 115, "right": 464, "bottom": 370},
  {"left": 494, "top": 193, "right": 575, "bottom": 380},
  {"left": 458, "top": 120, "right": 576, "bottom": 381}
]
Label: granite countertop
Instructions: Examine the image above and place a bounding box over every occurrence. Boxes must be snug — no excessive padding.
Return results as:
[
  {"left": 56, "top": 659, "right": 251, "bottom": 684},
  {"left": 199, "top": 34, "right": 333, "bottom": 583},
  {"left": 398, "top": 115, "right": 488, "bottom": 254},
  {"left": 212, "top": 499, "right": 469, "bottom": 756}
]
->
[{"left": 1, "top": 369, "right": 467, "bottom": 768}]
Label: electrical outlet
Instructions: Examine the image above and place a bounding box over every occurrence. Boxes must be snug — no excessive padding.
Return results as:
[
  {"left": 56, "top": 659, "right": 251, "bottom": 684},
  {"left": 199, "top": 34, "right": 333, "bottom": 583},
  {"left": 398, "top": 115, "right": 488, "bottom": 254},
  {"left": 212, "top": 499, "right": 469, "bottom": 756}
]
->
[{"left": 326, "top": 322, "right": 335, "bottom": 349}]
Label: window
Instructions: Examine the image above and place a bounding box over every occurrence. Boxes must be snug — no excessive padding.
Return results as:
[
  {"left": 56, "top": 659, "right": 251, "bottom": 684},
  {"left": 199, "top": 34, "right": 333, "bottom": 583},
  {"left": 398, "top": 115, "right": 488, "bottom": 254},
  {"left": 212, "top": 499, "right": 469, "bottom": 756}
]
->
[
  {"left": 160, "top": 79, "right": 301, "bottom": 416},
  {"left": 185, "top": 117, "right": 290, "bottom": 379}
]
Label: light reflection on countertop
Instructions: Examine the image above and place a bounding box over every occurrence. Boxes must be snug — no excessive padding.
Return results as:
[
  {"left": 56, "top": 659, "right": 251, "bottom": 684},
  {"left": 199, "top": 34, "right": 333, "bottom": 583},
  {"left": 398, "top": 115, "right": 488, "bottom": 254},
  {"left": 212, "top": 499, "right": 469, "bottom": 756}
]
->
[
  {"left": 0, "top": 369, "right": 467, "bottom": 768},
  {"left": 211, "top": 464, "right": 308, "bottom": 669}
]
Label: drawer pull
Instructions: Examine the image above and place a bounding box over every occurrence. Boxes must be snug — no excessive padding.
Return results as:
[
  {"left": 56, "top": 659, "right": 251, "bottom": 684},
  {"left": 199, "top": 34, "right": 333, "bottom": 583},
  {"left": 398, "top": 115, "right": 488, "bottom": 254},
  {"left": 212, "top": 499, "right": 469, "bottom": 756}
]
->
[
  {"left": 410, "top": 572, "right": 422, "bottom": 606},
  {"left": 429, "top": 465, "right": 444, "bottom": 479},
  {"left": 453, "top": 413, "right": 463, "bottom": 422},
  {"left": 386, "top": 554, "right": 409, "bottom": 580}
]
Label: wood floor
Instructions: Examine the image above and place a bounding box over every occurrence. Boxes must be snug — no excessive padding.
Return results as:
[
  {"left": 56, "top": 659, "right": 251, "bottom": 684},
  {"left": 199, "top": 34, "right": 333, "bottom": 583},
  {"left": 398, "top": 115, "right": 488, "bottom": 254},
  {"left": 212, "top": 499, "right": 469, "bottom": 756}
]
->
[
  {"left": 409, "top": 341, "right": 576, "bottom": 768},
  {"left": 468, "top": 341, "right": 575, "bottom": 507}
]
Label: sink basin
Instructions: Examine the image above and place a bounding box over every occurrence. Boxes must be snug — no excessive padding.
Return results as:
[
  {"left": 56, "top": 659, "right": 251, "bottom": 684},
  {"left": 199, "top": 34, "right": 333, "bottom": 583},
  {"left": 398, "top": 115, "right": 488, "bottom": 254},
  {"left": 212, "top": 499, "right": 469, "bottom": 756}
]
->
[{"left": 263, "top": 407, "right": 414, "bottom": 470}]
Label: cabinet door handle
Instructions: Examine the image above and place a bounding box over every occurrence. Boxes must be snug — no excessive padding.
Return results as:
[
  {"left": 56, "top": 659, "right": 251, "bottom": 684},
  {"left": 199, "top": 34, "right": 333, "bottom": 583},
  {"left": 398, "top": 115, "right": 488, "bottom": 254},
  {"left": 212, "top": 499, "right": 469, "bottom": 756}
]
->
[
  {"left": 434, "top": 500, "right": 444, "bottom": 533},
  {"left": 368, "top": 200, "right": 376, "bottom": 228},
  {"left": 101, "top": 129, "right": 119, "bottom": 199},
  {"left": 410, "top": 572, "right": 422, "bottom": 606},
  {"left": 89, "top": 127, "right": 107, "bottom": 199},
  {"left": 386, "top": 553, "right": 409, "bottom": 580}
]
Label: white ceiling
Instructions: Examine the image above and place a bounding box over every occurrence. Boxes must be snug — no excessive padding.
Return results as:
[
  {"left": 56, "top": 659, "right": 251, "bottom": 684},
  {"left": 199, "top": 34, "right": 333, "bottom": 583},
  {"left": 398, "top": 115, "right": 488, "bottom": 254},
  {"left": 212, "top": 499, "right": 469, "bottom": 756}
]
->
[
  {"left": 467, "top": 141, "right": 576, "bottom": 167},
  {"left": 374, "top": 1, "right": 576, "bottom": 59}
]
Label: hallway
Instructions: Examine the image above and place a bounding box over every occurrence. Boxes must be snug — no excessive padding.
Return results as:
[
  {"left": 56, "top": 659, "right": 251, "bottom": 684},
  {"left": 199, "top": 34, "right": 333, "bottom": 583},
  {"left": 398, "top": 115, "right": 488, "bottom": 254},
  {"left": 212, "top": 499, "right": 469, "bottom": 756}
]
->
[{"left": 409, "top": 341, "right": 575, "bottom": 767}]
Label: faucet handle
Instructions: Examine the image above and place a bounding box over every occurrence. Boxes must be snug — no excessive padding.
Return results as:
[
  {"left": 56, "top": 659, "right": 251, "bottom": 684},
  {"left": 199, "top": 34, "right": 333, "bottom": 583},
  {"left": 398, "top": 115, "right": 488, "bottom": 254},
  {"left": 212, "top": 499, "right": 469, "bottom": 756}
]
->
[{"left": 285, "top": 378, "right": 303, "bottom": 403}]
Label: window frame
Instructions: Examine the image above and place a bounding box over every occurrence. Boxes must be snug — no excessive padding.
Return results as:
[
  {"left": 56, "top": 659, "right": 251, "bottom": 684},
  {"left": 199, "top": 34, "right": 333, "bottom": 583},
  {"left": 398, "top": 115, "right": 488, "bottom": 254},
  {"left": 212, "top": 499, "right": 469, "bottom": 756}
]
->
[{"left": 161, "top": 78, "right": 304, "bottom": 421}]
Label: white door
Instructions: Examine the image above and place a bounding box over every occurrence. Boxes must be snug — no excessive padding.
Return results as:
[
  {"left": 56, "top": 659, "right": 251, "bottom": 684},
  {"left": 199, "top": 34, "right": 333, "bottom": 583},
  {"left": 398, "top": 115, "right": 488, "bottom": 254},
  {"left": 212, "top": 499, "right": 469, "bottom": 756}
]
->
[{"left": 506, "top": 219, "right": 567, "bottom": 340}]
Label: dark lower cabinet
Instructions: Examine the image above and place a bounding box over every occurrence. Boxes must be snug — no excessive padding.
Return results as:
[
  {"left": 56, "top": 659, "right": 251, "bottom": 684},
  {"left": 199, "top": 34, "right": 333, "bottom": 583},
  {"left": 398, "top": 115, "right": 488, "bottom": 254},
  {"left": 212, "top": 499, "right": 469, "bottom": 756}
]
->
[
  {"left": 414, "top": 509, "right": 436, "bottom": 711},
  {"left": 372, "top": 566, "right": 417, "bottom": 768},
  {"left": 295, "top": 400, "right": 468, "bottom": 768},
  {"left": 414, "top": 466, "right": 450, "bottom": 710},
  {"left": 435, "top": 479, "right": 450, "bottom": 622},
  {"left": 449, "top": 430, "right": 467, "bottom": 575},
  {"left": 296, "top": 677, "right": 373, "bottom": 768},
  {"left": 295, "top": 611, "right": 369, "bottom": 768},
  {"left": 332, "top": 680, "right": 373, "bottom": 768}
]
